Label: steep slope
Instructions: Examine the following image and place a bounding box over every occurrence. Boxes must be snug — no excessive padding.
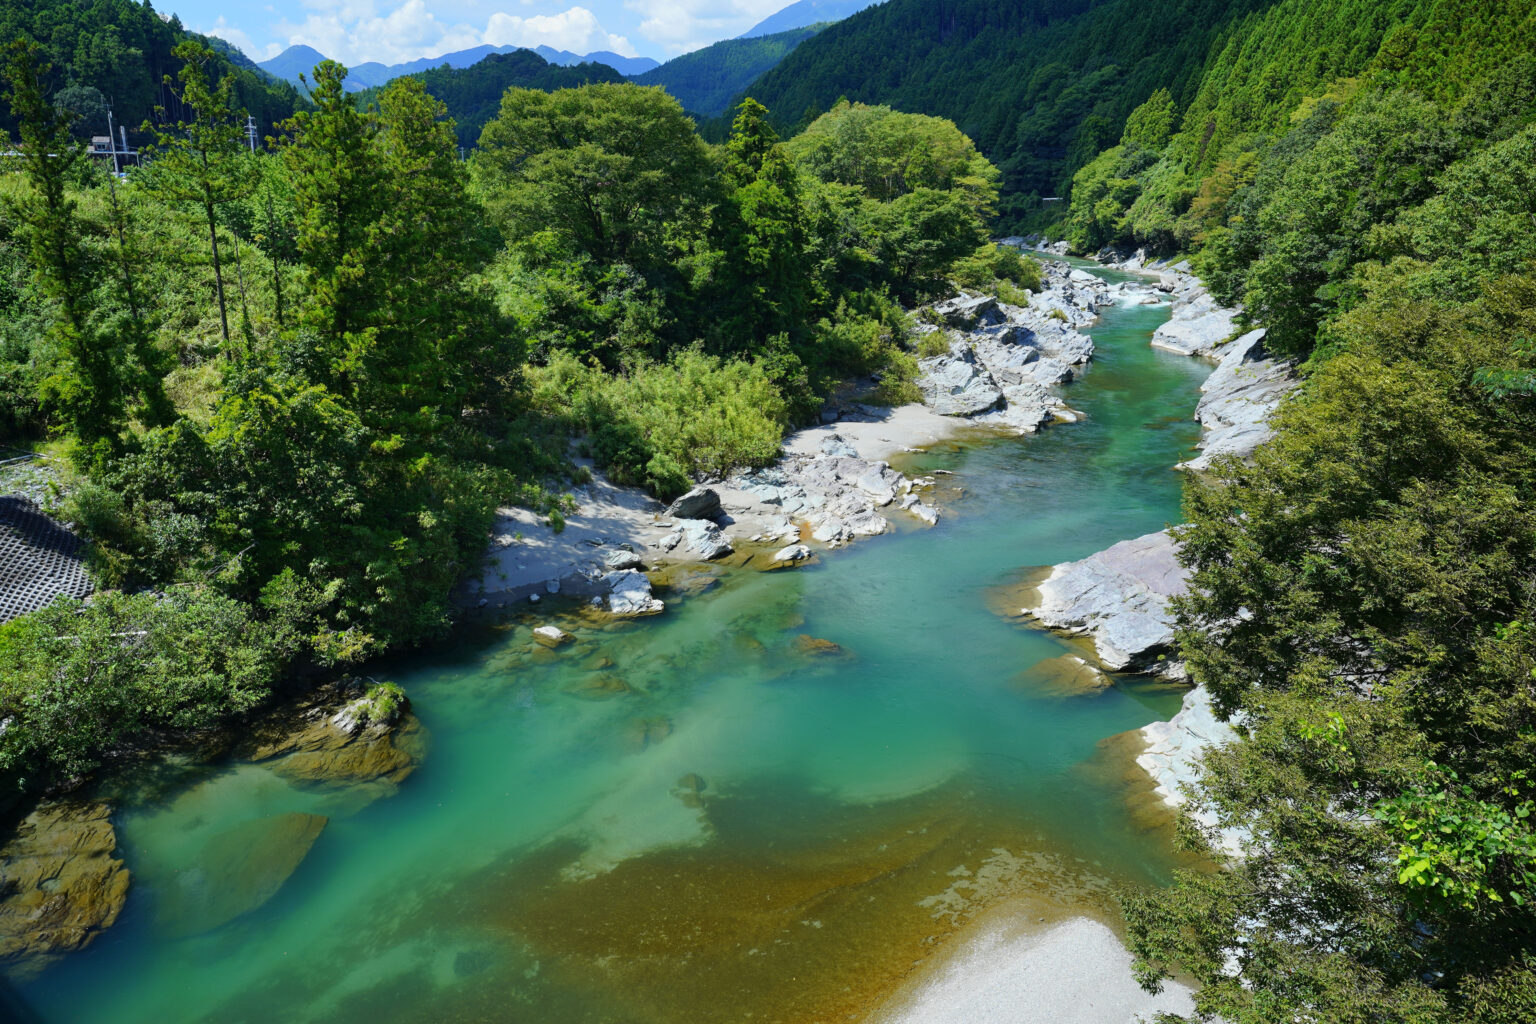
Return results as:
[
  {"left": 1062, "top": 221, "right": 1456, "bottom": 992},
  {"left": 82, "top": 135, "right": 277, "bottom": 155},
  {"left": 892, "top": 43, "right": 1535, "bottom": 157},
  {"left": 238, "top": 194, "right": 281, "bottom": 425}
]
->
[
  {"left": 0, "top": 0, "right": 304, "bottom": 140},
  {"left": 745, "top": 0, "right": 1272, "bottom": 218},
  {"left": 257, "top": 43, "right": 330, "bottom": 84},
  {"left": 350, "top": 50, "right": 626, "bottom": 147},
  {"left": 633, "top": 27, "right": 821, "bottom": 117},
  {"left": 739, "top": 0, "right": 879, "bottom": 37}
]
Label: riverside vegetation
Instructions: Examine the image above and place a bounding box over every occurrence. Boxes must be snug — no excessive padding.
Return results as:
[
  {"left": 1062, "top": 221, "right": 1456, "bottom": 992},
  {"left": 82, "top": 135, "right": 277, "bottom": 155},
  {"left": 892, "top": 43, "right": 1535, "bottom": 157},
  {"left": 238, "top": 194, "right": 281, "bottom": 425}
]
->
[
  {"left": 4, "top": 0, "right": 1536, "bottom": 1020},
  {"left": 0, "top": 35, "right": 1023, "bottom": 797}
]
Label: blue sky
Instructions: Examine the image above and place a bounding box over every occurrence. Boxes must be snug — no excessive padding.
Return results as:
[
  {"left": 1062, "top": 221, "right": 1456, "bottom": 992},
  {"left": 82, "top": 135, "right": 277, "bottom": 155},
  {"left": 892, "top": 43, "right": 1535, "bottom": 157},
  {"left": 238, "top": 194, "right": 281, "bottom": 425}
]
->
[{"left": 179, "top": 0, "right": 797, "bottom": 64}]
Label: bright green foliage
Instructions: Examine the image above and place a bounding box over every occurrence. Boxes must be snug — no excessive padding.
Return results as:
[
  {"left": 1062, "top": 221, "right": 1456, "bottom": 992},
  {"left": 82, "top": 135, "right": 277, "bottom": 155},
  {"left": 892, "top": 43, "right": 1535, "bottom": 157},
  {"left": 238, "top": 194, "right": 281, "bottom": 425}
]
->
[
  {"left": 785, "top": 101, "right": 998, "bottom": 216},
  {"left": 141, "top": 41, "right": 257, "bottom": 349},
  {"left": 279, "top": 60, "right": 384, "bottom": 356},
  {"left": 950, "top": 243, "right": 1042, "bottom": 295},
  {"left": 0, "top": 0, "right": 302, "bottom": 144},
  {"left": 1121, "top": 89, "right": 1177, "bottom": 150},
  {"left": 0, "top": 589, "right": 292, "bottom": 782},
  {"left": 784, "top": 101, "right": 998, "bottom": 303},
  {"left": 474, "top": 84, "right": 715, "bottom": 271},
  {"left": 1, "top": 40, "right": 126, "bottom": 454},
  {"left": 534, "top": 349, "right": 787, "bottom": 499},
  {"left": 1126, "top": 262, "right": 1536, "bottom": 1019},
  {"left": 744, "top": 0, "right": 1272, "bottom": 218},
  {"left": 1376, "top": 765, "right": 1536, "bottom": 913}
]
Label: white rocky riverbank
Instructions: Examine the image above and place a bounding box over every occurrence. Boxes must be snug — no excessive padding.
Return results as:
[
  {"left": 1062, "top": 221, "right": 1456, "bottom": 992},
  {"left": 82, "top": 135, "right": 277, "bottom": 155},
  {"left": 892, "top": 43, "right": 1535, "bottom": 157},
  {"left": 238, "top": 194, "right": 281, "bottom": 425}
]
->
[
  {"left": 1005, "top": 242, "right": 1294, "bottom": 827},
  {"left": 461, "top": 258, "right": 1144, "bottom": 620}
]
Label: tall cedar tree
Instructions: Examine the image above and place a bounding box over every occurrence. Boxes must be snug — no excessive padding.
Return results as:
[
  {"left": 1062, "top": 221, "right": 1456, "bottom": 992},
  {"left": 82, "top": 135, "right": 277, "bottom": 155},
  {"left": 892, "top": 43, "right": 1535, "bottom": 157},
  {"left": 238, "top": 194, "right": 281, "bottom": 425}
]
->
[
  {"left": 1, "top": 39, "right": 125, "bottom": 451},
  {"left": 278, "top": 60, "right": 384, "bottom": 384},
  {"left": 142, "top": 41, "right": 255, "bottom": 350}
]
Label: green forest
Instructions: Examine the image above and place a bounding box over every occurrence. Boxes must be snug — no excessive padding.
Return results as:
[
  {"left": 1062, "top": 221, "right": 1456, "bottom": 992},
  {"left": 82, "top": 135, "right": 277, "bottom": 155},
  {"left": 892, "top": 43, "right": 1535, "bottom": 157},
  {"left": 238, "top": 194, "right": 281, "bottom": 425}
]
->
[
  {"left": 1042, "top": 2, "right": 1536, "bottom": 1022},
  {"left": 0, "top": 0, "right": 302, "bottom": 142},
  {"left": 3, "top": 0, "right": 1536, "bottom": 1018},
  {"left": 0, "top": 31, "right": 1020, "bottom": 791},
  {"left": 350, "top": 50, "right": 627, "bottom": 148},
  {"left": 632, "top": 25, "right": 823, "bottom": 117}
]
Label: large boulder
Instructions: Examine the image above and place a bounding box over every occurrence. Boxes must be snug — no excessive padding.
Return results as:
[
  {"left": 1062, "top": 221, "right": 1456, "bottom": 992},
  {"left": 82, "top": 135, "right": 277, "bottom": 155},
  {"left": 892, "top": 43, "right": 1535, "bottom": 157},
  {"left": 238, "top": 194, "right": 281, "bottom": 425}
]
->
[
  {"left": 932, "top": 293, "right": 1003, "bottom": 328},
  {"left": 1150, "top": 289, "right": 1239, "bottom": 357},
  {"left": 603, "top": 569, "right": 664, "bottom": 616},
  {"left": 660, "top": 519, "right": 734, "bottom": 560},
  {"left": 917, "top": 349, "right": 1003, "bottom": 416},
  {"left": 1023, "top": 530, "right": 1187, "bottom": 671},
  {"left": 0, "top": 801, "right": 130, "bottom": 979},
  {"left": 665, "top": 487, "right": 721, "bottom": 520},
  {"left": 242, "top": 689, "right": 425, "bottom": 796}
]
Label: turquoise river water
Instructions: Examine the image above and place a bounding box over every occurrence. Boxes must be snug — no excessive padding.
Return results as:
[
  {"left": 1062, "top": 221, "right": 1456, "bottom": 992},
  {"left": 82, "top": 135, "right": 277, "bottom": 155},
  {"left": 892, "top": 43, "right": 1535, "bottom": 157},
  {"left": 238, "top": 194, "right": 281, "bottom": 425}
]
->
[{"left": 16, "top": 262, "right": 1215, "bottom": 1023}]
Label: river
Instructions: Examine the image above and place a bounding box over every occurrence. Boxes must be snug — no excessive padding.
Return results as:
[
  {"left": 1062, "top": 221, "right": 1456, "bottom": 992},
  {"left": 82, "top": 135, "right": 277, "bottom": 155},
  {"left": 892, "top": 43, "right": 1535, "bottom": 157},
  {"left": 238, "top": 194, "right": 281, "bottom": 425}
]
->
[{"left": 17, "top": 262, "right": 1215, "bottom": 1023}]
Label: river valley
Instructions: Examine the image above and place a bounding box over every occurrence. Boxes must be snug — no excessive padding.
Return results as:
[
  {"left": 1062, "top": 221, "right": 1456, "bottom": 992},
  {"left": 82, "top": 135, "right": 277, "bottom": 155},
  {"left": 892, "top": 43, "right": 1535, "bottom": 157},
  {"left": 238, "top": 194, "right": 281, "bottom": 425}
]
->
[{"left": 15, "top": 261, "right": 1219, "bottom": 1023}]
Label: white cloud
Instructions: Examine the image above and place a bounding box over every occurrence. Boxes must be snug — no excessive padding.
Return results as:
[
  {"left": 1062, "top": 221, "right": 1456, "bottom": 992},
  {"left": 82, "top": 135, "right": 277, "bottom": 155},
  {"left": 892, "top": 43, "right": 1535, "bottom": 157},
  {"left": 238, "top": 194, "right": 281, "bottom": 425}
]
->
[
  {"left": 271, "top": 0, "right": 635, "bottom": 66},
  {"left": 622, "top": 0, "right": 786, "bottom": 54},
  {"left": 485, "top": 6, "right": 633, "bottom": 55},
  {"left": 197, "top": 17, "right": 274, "bottom": 60}
]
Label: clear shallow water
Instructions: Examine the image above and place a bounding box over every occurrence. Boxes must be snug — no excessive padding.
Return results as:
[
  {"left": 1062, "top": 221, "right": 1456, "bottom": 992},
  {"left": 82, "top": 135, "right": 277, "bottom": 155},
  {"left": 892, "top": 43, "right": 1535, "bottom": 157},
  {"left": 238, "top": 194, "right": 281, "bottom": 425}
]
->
[{"left": 17, "top": 265, "right": 1216, "bottom": 1023}]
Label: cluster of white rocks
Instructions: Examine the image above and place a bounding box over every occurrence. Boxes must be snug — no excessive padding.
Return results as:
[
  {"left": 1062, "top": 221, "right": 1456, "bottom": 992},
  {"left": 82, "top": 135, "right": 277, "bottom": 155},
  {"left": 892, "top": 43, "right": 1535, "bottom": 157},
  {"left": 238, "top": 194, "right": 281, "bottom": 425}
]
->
[
  {"left": 1007, "top": 243, "right": 1299, "bottom": 826},
  {"left": 1024, "top": 530, "right": 1187, "bottom": 674}
]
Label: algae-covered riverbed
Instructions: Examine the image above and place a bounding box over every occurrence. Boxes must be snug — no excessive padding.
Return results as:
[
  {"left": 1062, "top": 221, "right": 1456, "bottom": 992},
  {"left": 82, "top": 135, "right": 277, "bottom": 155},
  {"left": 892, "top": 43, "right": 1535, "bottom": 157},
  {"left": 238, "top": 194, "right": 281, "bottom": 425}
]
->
[{"left": 19, "top": 264, "right": 1216, "bottom": 1023}]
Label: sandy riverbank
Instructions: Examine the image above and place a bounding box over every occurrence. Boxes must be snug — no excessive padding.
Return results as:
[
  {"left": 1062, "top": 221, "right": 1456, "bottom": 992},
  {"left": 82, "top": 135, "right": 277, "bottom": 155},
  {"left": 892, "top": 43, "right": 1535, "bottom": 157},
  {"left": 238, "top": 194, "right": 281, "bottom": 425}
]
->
[{"left": 868, "top": 907, "right": 1195, "bottom": 1024}]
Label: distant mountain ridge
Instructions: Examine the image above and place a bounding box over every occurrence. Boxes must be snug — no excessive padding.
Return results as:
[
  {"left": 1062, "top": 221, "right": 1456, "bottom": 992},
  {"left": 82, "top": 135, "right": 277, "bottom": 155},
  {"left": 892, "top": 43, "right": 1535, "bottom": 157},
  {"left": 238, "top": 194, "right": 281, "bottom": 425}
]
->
[
  {"left": 258, "top": 42, "right": 657, "bottom": 91},
  {"left": 739, "top": 0, "right": 880, "bottom": 38},
  {"left": 634, "top": 26, "right": 823, "bottom": 117}
]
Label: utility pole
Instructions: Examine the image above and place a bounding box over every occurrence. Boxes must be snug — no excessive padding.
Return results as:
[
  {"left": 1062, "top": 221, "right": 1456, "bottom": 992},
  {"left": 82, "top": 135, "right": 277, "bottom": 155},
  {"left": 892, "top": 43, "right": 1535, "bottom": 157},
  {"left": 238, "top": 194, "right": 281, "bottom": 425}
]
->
[{"left": 106, "top": 105, "right": 120, "bottom": 175}]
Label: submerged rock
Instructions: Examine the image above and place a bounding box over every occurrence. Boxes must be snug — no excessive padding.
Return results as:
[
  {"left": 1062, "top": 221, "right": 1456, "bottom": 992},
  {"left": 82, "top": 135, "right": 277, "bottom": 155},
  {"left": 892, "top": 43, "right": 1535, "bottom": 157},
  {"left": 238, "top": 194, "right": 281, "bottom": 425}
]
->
[
  {"left": 565, "top": 674, "right": 634, "bottom": 700},
  {"left": 242, "top": 686, "right": 425, "bottom": 796},
  {"left": 156, "top": 812, "right": 327, "bottom": 937},
  {"left": 0, "top": 801, "right": 130, "bottom": 979},
  {"left": 795, "top": 634, "right": 845, "bottom": 657},
  {"left": 673, "top": 773, "right": 708, "bottom": 808},
  {"left": 1013, "top": 654, "right": 1113, "bottom": 698},
  {"left": 1023, "top": 530, "right": 1187, "bottom": 672},
  {"left": 533, "top": 625, "right": 574, "bottom": 647}
]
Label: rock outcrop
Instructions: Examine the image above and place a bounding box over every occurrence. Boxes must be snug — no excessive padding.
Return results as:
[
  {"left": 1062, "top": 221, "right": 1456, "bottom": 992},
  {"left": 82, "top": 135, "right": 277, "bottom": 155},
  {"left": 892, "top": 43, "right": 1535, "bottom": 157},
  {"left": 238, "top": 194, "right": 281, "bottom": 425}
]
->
[
  {"left": 1138, "top": 687, "right": 1244, "bottom": 855},
  {"left": 658, "top": 518, "right": 734, "bottom": 560},
  {"left": 603, "top": 569, "right": 664, "bottom": 616},
  {"left": 914, "top": 268, "right": 1103, "bottom": 436},
  {"left": 0, "top": 801, "right": 130, "bottom": 979},
  {"left": 664, "top": 487, "right": 722, "bottom": 520},
  {"left": 1180, "top": 328, "right": 1294, "bottom": 472},
  {"left": 1151, "top": 284, "right": 1240, "bottom": 357},
  {"left": 240, "top": 683, "right": 425, "bottom": 797},
  {"left": 1022, "top": 530, "right": 1187, "bottom": 672}
]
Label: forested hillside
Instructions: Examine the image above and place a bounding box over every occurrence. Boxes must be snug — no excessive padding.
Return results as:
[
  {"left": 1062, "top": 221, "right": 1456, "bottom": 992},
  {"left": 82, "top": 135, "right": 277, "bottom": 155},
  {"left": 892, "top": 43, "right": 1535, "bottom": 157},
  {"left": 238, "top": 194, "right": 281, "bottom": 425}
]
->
[
  {"left": 350, "top": 50, "right": 627, "bottom": 147},
  {"left": 0, "top": 0, "right": 303, "bottom": 141},
  {"left": 744, "top": 0, "right": 1273, "bottom": 225},
  {"left": 1016, "top": 2, "right": 1536, "bottom": 1021},
  {"left": 632, "top": 26, "right": 821, "bottom": 117}
]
